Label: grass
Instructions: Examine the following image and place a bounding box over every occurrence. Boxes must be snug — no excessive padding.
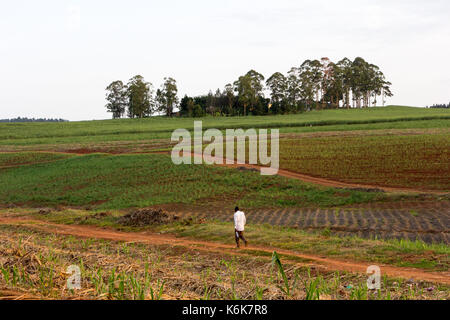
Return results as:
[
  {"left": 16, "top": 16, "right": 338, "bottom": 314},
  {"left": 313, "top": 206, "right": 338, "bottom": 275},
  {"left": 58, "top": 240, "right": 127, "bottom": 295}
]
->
[
  {"left": 0, "top": 152, "right": 73, "bottom": 167},
  {"left": 278, "top": 133, "right": 450, "bottom": 190},
  {"left": 0, "top": 153, "right": 384, "bottom": 209},
  {"left": 160, "top": 220, "right": 450, "bottom": 271},
  {"left": 0, "top": 223, "right": 447, "bottom": 300},
  {"left": 1, "top": 106, "right": 449, "bottom": 146},
  {"left": 11, "top": 207, "right": 449, "bottom": 272}
]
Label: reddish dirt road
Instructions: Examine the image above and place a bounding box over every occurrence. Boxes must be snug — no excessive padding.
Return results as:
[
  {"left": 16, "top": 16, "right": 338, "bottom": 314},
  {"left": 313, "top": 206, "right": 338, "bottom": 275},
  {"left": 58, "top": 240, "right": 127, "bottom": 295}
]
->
[{"left": 1, "top": 216, "right": 449, "bottom": 285}]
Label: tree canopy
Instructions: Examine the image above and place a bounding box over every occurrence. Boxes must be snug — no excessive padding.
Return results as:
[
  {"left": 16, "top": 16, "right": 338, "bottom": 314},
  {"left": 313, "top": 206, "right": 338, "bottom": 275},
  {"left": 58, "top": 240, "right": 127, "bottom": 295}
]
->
[{"left": 105, "top": 57, "right": 393, "bottom": 118}]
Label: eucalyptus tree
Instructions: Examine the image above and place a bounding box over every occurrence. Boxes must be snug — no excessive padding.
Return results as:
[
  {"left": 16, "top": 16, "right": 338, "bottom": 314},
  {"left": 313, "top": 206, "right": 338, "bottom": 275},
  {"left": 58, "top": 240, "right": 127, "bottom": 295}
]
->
[
  {"left": 324, "top": 62, "right": 344, "bottom": 108},
  {"left": 350, "top": 57, "right": 370, "bottom": 108},
  {"left": 233, "top": 70, "right": 265, "bottom": 116},
  {"left": 266, "top": 72, "right": 288, "bottom": 112},
  {"left": 298, "top": 63, "right": 315, "bottom": 109},
  {"left": 320, "top": 57, "right": 334, "bottom": 106},
  {"left": 284, "top": 67, "right": 302, "bottom": 112},
  {"left": 337, "top": 58, "right": 353, "bottom": 109},
  {"left": 156, "top": 77, "right": 179, "bottom": 117},
  {"left": 381, "top": 79, "right": 393, "bottom": 106},
  {"left": 105, "top": 80, "right": 127, "bottom": 119},
  {"left": 126, "top": 75, "right": 154, "bottom": 118},
  {"left": 310, "top": 60, "right": 323, "bottom": 108}
]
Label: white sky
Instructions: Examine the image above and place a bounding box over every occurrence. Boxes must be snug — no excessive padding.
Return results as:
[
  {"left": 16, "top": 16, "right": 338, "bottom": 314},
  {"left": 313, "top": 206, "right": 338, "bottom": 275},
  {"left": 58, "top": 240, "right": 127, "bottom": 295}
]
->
[{"left": 1, "top": 0, "right": 449, "bottom": 120}]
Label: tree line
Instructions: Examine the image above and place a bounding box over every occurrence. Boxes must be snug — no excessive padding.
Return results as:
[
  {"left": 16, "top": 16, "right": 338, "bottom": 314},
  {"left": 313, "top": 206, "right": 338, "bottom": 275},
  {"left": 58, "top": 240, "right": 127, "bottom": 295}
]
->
[
  {"left": 105, "top": 76, "right": 179, "bottom": 119},
  {"left": 427, "top": 103, "right": 450, "bottom": 109},
  {"left": 106, "top": 57, "right": 393, "bottom": 118},
  {"left": 0, "top": 117, "right": 68, "bottom": 123}
]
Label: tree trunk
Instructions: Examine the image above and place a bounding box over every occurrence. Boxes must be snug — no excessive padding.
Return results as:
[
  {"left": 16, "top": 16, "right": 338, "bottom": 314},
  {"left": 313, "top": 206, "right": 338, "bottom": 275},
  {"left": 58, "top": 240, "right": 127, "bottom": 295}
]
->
[{"left": 346, "top": 89, "right": 350, "bottom": 109}]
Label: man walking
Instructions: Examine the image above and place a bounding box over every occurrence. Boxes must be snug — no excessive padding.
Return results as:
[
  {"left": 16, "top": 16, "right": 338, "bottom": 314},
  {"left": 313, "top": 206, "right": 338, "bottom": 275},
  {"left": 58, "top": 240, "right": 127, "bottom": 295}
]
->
[{"left": 234, "top": 207, "right": 248, "bottom": 248}]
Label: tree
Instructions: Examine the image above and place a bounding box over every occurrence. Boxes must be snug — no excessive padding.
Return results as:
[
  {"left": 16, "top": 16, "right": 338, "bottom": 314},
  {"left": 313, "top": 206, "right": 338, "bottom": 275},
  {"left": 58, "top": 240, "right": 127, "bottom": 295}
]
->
[
  {"left": 223, "top": 84, "right": 235, "bottom": 115},
  {"left": 205, "top": 90, "right": 216, "bottom": 115},
  {"left": 105, "top": 56, "right": 392, "bottom": 118},
  {"left": 105, "top": 80, "right": 127, "bottom": 119},
  {"left": 322, "top": 62, "right": 344, "bottom": 108},
  {"left": 126, "top": 75, "right": 154, "bottom": 118},
  {"left": 381, "top": 80, "right": 393, "bottom": 106},
  {"left": 286, "top": 67, "right": 303, "bottom": 112},
  {"left": 192, "top": 104, "right": 204, "bottom": 117},
  {"left": 298, "top": 64, "right": 314, "bottom": 110},
  {"left": 156, "top": 77, "right": 179, "bottom": 117},
  {"left": 179, "top": 95, "right": 194, "bottom": 117},
  {"left": 337, "top": 58, "right": 353, "bottom": 109},
  {"left": 214, "top": 88, "right": 225, "bottom": 115},
  {"left": 266, "top": 72, "right": 288, "bottom": 113},
  {"left": 320, "top": 57, "right": 333, "bottom": 107},
  {"left": 351, "top": 57, "right": 373, "bottom": 108},
  {"left": 233, "top": 70, "right": 265, "bottom": 116}
]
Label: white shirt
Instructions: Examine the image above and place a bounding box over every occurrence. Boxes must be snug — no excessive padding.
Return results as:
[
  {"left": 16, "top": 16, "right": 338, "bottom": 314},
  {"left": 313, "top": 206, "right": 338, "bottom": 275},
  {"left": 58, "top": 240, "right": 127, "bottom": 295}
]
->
[{"left": 234, "top": 211, "right": 246, "bottom": 231}]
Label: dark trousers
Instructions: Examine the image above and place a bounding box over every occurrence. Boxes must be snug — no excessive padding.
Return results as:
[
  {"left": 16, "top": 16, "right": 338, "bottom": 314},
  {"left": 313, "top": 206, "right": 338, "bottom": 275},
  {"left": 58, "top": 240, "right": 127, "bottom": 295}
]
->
[{"left": 235, "top": 229, "right": 247, "bottom": 247}]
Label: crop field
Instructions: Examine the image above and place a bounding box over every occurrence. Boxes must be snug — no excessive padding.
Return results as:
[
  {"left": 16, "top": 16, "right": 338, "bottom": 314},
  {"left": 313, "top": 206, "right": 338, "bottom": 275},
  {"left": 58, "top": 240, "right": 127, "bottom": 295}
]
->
[
  {"left": 0, "top": 106, "right": 449, "bottom": 300},
  {"left": 0, "top": 152, "right": 73, "bottom": 168},
  {"left": 1, "top": 106, "right": 449, "bottom": 146},
  {"left": 176, "top": 202, "right": 450, "bottom": 244},
  {"left": 0, "top": 214, "right": 448, "bottom": 300},
  {"left": 278, "top": 132, "right": 450, "bottom": 191},
  {"left": 0, "top": 153, "right": 381, "bottom": 210}
]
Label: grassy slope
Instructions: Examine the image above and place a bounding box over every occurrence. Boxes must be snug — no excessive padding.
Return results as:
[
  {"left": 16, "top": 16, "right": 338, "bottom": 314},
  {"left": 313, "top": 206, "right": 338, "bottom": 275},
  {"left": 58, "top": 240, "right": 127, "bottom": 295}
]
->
[
  {"left": 0, "top": 153, "right": 382, "bottom": 209},
  {"left": 1, "top": 106, "right": 449, "bottom": 145}
]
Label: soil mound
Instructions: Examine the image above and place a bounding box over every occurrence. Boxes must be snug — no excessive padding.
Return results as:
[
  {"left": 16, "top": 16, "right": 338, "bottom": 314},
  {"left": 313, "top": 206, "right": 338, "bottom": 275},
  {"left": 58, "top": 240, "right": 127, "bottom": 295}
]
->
[{"left": 118, "top": 209, "right": 179, "bottom": 226}]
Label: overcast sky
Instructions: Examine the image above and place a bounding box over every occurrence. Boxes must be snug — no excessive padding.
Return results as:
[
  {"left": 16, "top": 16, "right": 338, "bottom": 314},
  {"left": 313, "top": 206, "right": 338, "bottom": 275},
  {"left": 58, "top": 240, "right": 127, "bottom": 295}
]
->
[{"left": 1, "top": 0, "right": 449, "bottom": 121}]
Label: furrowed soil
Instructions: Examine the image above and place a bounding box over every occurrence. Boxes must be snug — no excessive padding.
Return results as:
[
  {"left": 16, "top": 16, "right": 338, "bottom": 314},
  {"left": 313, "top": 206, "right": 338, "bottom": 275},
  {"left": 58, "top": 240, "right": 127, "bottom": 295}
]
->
[{"left": 156, "top": 201, "right": 450, "bottom": 244}]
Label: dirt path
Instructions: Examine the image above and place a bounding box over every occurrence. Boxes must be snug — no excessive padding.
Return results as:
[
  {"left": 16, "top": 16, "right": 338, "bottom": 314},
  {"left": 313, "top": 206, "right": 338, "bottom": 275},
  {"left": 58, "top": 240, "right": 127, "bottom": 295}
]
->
[{"left": 1, "top": 216, "right": 448, "bottom": 285}]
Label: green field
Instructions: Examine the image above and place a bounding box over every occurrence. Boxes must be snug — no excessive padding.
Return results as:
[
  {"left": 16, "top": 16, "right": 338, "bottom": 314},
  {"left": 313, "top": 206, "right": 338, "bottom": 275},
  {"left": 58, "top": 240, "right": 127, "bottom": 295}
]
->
[
  {"left": 1, "top": 106, "right": 449, "bottom": 146},
  {"left": 0, "top": 152, "right": 73, "bottom": 167},
  {"left": 0, "top": 153, "right": 382, "bottom": 209},
  {"left": 0, "top": 106, "right": 449, "bottom": 209},
  {"left": 0, "top": 106, "right": 449, "bottom": 301}
]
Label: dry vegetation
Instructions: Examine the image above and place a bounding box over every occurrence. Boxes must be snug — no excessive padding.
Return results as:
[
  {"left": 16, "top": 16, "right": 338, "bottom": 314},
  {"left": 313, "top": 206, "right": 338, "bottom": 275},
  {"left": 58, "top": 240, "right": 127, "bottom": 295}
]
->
[{"left": 1, "top": 224, "right": 447, "bottom": 300}]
